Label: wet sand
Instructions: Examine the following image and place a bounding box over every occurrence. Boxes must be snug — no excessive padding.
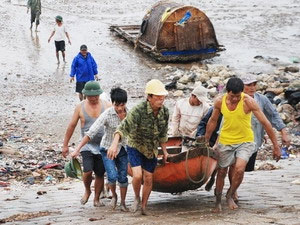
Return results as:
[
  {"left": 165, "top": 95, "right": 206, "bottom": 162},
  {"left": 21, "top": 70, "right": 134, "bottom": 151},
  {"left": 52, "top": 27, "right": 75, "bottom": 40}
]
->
[{"left": 1, "top": 0, "right": 300, "bottom": 224}]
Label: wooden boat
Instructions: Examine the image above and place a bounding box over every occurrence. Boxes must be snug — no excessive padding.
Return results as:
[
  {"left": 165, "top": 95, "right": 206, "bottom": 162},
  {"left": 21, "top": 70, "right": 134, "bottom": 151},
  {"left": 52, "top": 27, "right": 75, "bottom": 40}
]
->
[
  {"left": 128, "top": 136, "right": 218, "bottom": 193},
  {"left": 110, "top": 1, "right": 223, "bottom": 62}
]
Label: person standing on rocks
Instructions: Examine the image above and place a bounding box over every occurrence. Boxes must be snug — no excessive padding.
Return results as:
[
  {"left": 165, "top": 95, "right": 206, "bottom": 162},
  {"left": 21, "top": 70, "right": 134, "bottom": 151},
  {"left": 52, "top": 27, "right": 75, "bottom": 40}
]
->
[
  {"left": 205, "top": 77, "right": 281, "bottom": 212},
  {"left": 70, "top": 45, "right": 99, "bottom": 101},
  {"left": 48, "top": 15, "right": 71, "bottom": 64},
  {"left": 241, "top": 74, "right": 291, "bottom": 171},
  {"left": 108, "top": 79, "right": 169, "bottom": 215},
  {"left": 62, "top": 81, "right": 111, "bottom": 207},
  {"left": 170, "top": 85, "right": 210, "bottom": 138},
  {"left": 73, "top": 87, "right": 129, "bottom": 212},
  {"left": 27, "top": 0, "right": 41, "bottom": 31}
]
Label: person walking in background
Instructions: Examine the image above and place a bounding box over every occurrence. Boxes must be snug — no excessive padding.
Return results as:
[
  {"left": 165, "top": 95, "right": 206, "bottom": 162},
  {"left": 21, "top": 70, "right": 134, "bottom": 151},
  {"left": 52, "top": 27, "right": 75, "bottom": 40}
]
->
[
  {"left": 48, "top": 15, "right": 71, "bottom": 64},
  {"left": 27, "top": 0, "right": 41, "bottom": 31},
  {"left": 63, "top": 81, "right": 111, "bottom": 207},
  {"left": 241, "top": 74, "right": 291, "bottom": 171},
  {"left": 70, "top": 44, "right": 99, "bottom": 101}
]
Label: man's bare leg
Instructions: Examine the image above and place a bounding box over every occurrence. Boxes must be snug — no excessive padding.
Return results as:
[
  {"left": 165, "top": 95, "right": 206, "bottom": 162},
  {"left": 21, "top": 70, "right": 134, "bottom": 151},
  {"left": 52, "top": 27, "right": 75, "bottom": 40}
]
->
[
  {"left": 226, "top": 158, "right": 247, "bottom": 210},
  {"left": 109, "top": 184, "right": 118, "bottom": 209},
  {"left": 131, "top": 166, "right": 142, "bottom": 212},
  {"left": 141, "top": 170, "right": 153, "bottom": 215},
  {"left": 81, "top": 171, "right": 92, "bottom": 205},
  {"left": 214, "top": 167, "right": 228, "bottom": 212},
  {"left": 56, "top": 51, "right": 60, "bottom": 64},
  {"left": 228, "top": 165, "right": 239, "bottom": 202},
  {"left": 62, "top": 51, "right": 66, "bottom": 62},
  {"left": 93, "top": 175, "right": 104, "bottom": 207},
  {"left": 120, "top": 186, "right": 129, "bottom": 211}
]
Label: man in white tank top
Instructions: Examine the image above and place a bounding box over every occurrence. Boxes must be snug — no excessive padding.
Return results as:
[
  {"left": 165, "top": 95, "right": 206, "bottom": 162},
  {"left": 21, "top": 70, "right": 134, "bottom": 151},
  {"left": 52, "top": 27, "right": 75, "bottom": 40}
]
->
[{"left": 48, "top": 15, "right": 71, "bottom": 64}]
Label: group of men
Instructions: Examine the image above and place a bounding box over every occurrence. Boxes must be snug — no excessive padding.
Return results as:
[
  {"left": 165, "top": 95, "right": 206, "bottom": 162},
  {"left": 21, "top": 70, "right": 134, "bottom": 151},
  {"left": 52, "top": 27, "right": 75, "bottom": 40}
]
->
[
  {"left": 172, "top": 75, "right": 290, "bottom": 211},
  {"left": 62, "top": 71, "right": 290, "bottom": 215},
  {"left": 63, "top": 79, "right": 169, "bottom": 215}
]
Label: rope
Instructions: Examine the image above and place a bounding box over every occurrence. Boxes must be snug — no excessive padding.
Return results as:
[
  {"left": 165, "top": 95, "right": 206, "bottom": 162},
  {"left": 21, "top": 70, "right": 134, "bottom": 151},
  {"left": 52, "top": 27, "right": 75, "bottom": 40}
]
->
[{"left": 184, "top": 143, "right": 210, "bottom": 184}]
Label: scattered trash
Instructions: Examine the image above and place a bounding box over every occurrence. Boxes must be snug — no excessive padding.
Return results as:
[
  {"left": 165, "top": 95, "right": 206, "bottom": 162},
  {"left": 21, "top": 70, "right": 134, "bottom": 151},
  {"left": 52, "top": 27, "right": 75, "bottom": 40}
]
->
[
  {"left": 42, "top": 163, "right": 63, "bottom": 170},
  {"left": 289, "top": 56, "right": 300, "bottom": 63},
  {"left": 291, "top": 179, "right": 300, "bottom": 185},
  {"left": 0, "top": 211, "right": 53, "bottom": 223},
  {"left": 89, "top": 216, "right": 105, "bottom": 222},
  {"left": 284, "top": 66, "right": 299, "bottom": 73},
  {"left": 257, "top": 163, "right": 280, "bottom": 170},
  {"left": 37, "top": 190, "right": 47, "bottom": 195},
  {"left": 25, "top": 177, "right": 35, "bottom": 185},
  {"left": 281, "top": 147, "right": 289, "bottom": 159},
  {"left": 0, "top": 181, "right": 10, "bottom": 187},
  {"left": 4, "top": 197, "right": 19, "bottom": 201},
  {"left": 57, "top": 187, "right": 71, "bottom": 190}
]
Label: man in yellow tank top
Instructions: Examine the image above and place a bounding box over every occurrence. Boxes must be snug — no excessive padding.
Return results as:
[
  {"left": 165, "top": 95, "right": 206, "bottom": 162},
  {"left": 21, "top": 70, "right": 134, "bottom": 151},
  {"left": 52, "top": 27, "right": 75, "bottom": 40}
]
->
[{"left": 205, "top": 77, "right": 281, "bottom": 212}]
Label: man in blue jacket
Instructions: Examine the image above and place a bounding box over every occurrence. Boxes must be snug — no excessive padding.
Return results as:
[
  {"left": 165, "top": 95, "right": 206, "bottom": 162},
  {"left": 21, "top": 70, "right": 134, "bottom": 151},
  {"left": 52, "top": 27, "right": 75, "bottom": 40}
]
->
[{"left": 70, "top": 45, "right": 99, "bottom": 101}]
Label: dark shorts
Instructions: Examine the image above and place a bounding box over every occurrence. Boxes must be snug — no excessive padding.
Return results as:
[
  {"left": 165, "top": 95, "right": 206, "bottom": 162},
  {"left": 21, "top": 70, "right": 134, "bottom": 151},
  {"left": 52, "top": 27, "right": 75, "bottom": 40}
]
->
[
  {"left": 245, "top": 151, "right": 257, "bottom": 172},
  {"left": 76, "top": 82, "right": 87, "bottom": 94},
  {"left": 80, "top": 151, "right": 105, "bottom": 177},
  {"left": 127, "top": 146, "right": 157, "bottom": 173},
  {"left": 31, "top": 10, "right": 40, "bottom": 25},
  {"left": 55, "top": 40, "right": 65, "bottom": 52}
]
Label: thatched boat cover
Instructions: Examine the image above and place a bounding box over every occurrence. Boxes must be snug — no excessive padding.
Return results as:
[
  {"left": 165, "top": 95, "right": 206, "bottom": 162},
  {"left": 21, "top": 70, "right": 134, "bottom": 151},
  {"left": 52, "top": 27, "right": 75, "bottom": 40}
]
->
[{"left": 139, "top": 1, "right": 219, "bottom": 55}]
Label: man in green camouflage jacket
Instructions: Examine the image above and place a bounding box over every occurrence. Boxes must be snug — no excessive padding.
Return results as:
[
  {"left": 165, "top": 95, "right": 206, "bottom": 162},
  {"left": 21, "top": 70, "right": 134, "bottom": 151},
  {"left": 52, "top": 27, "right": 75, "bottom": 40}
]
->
[{"left": 108, "top": 79, "right": 169, "bottom": 215}]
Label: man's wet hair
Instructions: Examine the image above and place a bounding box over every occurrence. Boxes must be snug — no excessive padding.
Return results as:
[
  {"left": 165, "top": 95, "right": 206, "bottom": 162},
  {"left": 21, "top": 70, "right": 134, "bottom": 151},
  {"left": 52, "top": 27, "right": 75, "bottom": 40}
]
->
[
  {"left": 226, "top": 77, "right": 244, "bottom": 94},
  {"left": 110, "top": 87, "right": 127, "bottom": 104}
]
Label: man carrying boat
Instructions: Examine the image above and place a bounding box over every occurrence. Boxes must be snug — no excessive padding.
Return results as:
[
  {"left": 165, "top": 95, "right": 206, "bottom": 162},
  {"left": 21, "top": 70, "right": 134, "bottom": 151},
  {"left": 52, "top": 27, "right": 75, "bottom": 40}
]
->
[
  {"left": 205, "top": 77, "right": 281, "bottom": 211},
  {"left": 108, "top": 79, "right": 169, "bottom": 215},
  {"left": 170, "top": 85, "right": 210, "bottom": 138},
  {"left": 241, "top": 74, "right": 290, "bottom": 171}
]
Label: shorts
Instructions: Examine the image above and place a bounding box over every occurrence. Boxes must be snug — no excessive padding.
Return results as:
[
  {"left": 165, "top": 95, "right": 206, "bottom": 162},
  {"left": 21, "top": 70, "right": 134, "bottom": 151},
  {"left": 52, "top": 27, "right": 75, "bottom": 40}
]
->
[
  {"left": 80, "top": 151, "right": 105, "bottom": 177},
  {"left": 55, "top": 40, "right": 65, "bottom": 52},
  {"left": 76, "top": 82, "right": 87, "bottom": 94},
  {"left": 217, "top": 142, "right": 256, "bottom": 168},
  {"left": 31, "top": 10, "right": 40, "bottom": 25},
  {"left": 127, "top": 146, "right": 157, "bottom": 173},
  {"left": 100, "top": 146, "right": 128, "bottom": 187},
  {"left": 245, "top": 151, "right": 258, "bottom": 172}
]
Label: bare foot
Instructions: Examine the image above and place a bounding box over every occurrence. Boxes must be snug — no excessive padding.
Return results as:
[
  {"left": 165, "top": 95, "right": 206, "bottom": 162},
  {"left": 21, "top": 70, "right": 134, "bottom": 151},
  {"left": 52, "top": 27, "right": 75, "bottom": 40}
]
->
[
  {"left": 131, "top": 197, "right": 140, "bottom": 212},
  {"left": 93, "top": 200, "right": 104, "bottom": 207},
  {"left": 213, "top": 202, "right": 222, "bottom": 212},
  {"left": 226, "top": 197, "right": 238, "bottom": 210},
  {"left": 110, "top": 195, "right": 117, "bottom": 209},
  {"left": 80, "top": 190, "right": 91, "bottom": 205},
  {"left": 233, "top": 191, "right": 239, "bottom": 203},
  {"left": 141, "top": 207, "right": 148, "bottom": 216},
  {"left": 120, "top": 203, "right": 129, "bottom": 212}
]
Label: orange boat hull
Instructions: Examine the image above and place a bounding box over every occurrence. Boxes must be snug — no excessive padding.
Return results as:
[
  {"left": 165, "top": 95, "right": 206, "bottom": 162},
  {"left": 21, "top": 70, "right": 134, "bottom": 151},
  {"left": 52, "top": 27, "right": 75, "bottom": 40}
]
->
[
  {"left": 152, "top": 155, "right": 217, "bottom": 193},
  {"left": 128, "top": 136, "right": 217, "bottom": 193}
]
